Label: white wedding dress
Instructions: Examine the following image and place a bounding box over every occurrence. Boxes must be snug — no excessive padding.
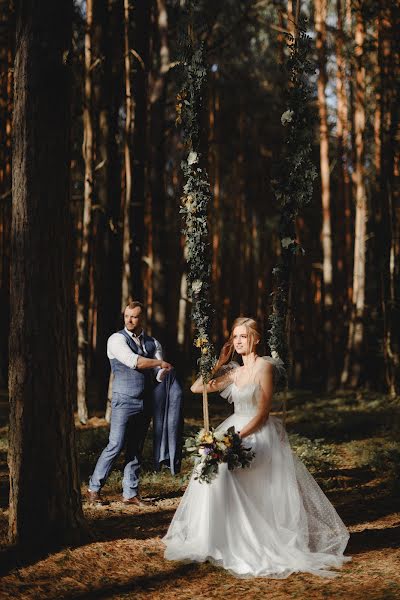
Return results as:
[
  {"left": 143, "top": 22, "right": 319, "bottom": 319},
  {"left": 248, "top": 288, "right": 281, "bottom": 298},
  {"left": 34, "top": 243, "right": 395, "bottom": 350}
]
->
[{"left": 163, "top": 363, "right": 351, "bottom": 579}]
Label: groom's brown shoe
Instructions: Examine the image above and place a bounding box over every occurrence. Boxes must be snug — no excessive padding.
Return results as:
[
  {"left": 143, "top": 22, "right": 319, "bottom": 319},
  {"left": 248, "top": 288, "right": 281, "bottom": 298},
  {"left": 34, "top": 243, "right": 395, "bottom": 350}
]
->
[
  {"left": 122, "top": 496, "right": 151, "bottom": 507},
  {"left": 87, "top": 489, "right": 109, "bottom": 505}
]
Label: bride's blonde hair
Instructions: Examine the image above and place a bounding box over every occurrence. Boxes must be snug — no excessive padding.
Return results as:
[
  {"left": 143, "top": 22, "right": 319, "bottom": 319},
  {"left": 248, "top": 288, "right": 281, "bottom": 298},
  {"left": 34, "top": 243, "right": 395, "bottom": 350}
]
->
[{"left": 213, "top": 317, "right": 261, "bottom": 374}]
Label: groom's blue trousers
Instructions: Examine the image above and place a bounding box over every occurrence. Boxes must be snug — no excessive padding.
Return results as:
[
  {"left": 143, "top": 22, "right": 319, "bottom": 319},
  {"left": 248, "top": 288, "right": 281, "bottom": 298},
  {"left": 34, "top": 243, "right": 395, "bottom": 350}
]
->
[{"left": 89, "top": 394, "right": 151, "bottom": 499}]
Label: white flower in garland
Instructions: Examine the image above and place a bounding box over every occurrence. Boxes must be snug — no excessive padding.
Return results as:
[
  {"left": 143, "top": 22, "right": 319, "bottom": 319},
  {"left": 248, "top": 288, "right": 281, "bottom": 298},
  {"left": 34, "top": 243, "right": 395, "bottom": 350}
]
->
[
  {"left": 271, "top": 350, "right": 280, "bottom": 360},
  {"left": 281, "top": 237, "right": 295, "bottom": 249},
  {"left": 191, "top": 279, "right": 203, "bottom": 294},
  {"left": 187, "top": 151, "right": 199, "bottom": 165},
  {"left": 281, "top": 109, "right": 294, "bottom": 126}
]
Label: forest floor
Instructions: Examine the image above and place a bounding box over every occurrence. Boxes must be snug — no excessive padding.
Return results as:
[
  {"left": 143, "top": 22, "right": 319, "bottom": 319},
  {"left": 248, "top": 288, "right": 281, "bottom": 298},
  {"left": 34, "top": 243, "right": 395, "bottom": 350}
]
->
[{"left": 0, "top": 388, "right": 399, "bottom": 600}]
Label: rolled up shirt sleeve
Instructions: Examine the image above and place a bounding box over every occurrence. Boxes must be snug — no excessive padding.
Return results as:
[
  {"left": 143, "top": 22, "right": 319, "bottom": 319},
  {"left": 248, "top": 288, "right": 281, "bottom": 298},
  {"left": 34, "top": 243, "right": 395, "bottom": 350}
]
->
[
  {"left": 154, "top": 338, "right": 165, "bottom": 382},
  {"left": 107, "top": 333, "right": 139, "bottom": 369}
]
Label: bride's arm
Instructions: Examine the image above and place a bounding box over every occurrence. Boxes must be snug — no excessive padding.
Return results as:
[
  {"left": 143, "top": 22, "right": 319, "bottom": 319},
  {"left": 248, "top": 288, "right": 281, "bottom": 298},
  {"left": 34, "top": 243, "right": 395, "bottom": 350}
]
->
[
  {"left": 190, "top": 370, "right": 233, "bottom": 394},
  {"left": 238, "top": 362, "right": 274, "bottom": 438}
]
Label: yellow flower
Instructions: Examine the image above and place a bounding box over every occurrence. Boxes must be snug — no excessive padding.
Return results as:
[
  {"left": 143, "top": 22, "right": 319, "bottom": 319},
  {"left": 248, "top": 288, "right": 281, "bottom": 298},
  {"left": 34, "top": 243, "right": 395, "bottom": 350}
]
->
[
  {"left": 195, "top": 336, "right": 208, "bottom": 348},
  {"left": 203, "top": 433, "right": 213, "bottom": 444}
]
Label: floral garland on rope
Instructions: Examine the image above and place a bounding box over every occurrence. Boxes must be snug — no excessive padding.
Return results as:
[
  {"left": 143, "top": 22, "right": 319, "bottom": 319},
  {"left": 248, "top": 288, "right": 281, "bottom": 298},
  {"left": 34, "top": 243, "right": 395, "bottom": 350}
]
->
[
  {"left": 268, "top": 17, "right": 317, "bottom": 369},
  {"left": 176, "top": 1, "right": 216, "bottom": 429}
]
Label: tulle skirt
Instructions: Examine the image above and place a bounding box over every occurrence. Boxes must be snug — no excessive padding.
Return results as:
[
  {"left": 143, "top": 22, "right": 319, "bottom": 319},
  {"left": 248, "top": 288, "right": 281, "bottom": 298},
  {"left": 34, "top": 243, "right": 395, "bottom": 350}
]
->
[{"left": 163, "top": 413, "right": 351, "bottom": 579}]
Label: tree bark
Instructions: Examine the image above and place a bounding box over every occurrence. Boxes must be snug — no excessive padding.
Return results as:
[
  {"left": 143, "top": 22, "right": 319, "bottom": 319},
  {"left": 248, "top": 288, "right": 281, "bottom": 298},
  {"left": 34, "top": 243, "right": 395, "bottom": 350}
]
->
[
  {"left": 131, "top": 0, "right": 151, "bottom": 302},
  {"left": 336, "top": 0, "right": 353, "bottom": 325},
  {"left": 9, "top": 0, "right": 85, "bottom": 547},
  {"left": 341, "top": 2, "right": 367, "bottom": 387},
  {"left": 76, "top": 0, "right": 94, "bottom": 424},
  {"left": 378, "top": 0, "right": 400, "bottom": 396},
  {"left": 92, "top": 0, "right": 123, "bottom": 404},
  {"left": 0, "top": 0, "right": 13, "bottom": 388},
  {"left": 149, "top": 0, "right": 169, "bottom": 340},
  {"left": 121, "top": 0, "right": 133, "bottom": 309},
  {"left": 315, "top": 0, "right": 335, "bottom": 389},
  {"left": 209, "top": 67, "right": 222, "bottom": 345}
]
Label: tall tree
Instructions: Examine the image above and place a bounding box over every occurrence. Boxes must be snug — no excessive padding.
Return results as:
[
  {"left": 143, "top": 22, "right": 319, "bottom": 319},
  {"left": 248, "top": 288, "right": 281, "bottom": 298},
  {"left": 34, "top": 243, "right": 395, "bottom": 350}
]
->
[
  {"left": 92, "top": 0, "right": 123, "bottom": 402},
  {"left": 131, "top": 0, "right": 151, "bottom": 302},
  {"left": 378, "top": 0, "right": 400, "bottom": 396},
  {"left": 76, "top": 0, "right": 94, "bottom": 423},
  {"left": 121, "top": 0, "right": 133, "bottom": 308},
  {"left": 9, "top": 0, "right": 84, "bottom": 546},
  {"left": 315, "top": 0, "right": 335, "bottom": 389},
  {"left": 149, "top": 0, "right": 170, "bottom": 339},
  {"left": 341, "top": 1, "right": 367, "bottom": 387},
  {"left": 0, "top": 0, "right": 14, "bottom": 388},
  {"left": 335, "top": 0, "right": 353, "bottom": 324}
]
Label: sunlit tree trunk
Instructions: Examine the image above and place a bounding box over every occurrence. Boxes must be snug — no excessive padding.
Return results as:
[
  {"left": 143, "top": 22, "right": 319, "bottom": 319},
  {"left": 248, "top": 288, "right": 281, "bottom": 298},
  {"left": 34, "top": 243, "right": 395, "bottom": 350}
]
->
[
  {"left": 336, "top": 0, "right": 353, "bottom": 319},
  {"left": 121, "top": 0, "right": 133, "bottom": 308},
  {"left": 9, "top": 0, "right": 85, "bottom": 547},
  {"left": 177, "top": 269, "right": 189, "bottom": 349},
  {"left": 341, "top": 3, "right": 367, "bottom": 387},
  {"left": 76, "top": 0, "right": 94, "bottom": 424},
  {"left": 315, "top": 0, "right": 335, "bottom": 389},
  {"left": 149, "top": 0, "right": 169, "bottom": 337}
]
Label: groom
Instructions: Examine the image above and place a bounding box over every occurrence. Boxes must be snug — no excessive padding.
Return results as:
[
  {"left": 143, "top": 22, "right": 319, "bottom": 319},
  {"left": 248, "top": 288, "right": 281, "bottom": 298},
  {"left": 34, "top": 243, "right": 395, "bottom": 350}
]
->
[{"left": 87, "top": 300, "right": 175, "bottom": 506}]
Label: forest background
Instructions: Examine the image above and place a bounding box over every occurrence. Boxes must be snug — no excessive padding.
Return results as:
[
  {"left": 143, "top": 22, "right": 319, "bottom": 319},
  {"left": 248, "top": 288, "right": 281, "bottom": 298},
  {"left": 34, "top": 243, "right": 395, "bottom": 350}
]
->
[
  {"left": 0, "top": 0, "right": 399, "bottom": 417},
  {"left": 0, "top": 1, "right": 399, "bottom": 597}
]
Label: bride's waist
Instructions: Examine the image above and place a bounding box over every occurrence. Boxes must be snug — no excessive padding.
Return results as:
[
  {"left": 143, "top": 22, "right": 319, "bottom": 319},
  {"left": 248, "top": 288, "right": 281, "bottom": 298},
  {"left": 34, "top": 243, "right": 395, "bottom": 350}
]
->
[{"left": 234, "top": 409, "right": 258, "bottom": 417}]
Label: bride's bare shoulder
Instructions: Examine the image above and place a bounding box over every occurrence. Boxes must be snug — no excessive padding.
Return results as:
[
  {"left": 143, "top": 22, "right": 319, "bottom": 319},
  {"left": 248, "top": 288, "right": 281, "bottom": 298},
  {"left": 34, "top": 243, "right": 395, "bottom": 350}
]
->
[{"left": 255, "top": 357, "right": 274, "bottom": 376}]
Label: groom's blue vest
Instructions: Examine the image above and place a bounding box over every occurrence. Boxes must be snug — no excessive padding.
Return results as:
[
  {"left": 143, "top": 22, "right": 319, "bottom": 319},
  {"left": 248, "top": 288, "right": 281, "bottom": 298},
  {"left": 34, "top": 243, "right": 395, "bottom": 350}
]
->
[{"left": 110, "top": 330, "right": 157, "bottom": 398}]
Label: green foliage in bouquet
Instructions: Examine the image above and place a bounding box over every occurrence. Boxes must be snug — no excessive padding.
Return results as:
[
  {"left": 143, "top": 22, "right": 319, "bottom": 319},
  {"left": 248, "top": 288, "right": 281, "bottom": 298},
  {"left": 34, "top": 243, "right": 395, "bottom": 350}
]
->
[
  {"left": 268, "top": 18, "right": 317, "bottom": 365},
  {"left": 185, "top": 426, "right": 255, "bottom": 484}
]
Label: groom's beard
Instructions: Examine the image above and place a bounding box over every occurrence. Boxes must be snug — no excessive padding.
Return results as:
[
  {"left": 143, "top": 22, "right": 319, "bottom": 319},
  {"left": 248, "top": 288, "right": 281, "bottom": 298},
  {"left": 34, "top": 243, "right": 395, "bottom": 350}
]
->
[{"left": 127, "top": 325, "right": 143, "bottom": 335}]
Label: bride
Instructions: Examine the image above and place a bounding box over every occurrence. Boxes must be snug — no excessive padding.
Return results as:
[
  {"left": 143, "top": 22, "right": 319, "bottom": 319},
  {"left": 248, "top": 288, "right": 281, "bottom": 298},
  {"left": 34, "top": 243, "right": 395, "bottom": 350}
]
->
[{"left": 163, "top": 317, "right": 351, "bottom": 579}]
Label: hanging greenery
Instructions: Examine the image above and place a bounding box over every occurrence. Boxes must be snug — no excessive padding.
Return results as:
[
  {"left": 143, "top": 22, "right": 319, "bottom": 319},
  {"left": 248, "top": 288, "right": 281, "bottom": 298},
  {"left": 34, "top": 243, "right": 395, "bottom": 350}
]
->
[
  {"left": 268, "top": 17, "right": 317, "bottom": 365},
  {"left": 176, "top": 2, "right": 216, "bottom": 381}
]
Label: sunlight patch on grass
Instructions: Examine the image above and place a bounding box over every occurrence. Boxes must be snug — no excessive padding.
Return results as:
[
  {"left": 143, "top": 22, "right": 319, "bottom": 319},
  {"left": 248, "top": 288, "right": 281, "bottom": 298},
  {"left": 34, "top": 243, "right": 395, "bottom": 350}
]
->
[{"left": 289, "top": 433, "right": 336, "bottom": 473}]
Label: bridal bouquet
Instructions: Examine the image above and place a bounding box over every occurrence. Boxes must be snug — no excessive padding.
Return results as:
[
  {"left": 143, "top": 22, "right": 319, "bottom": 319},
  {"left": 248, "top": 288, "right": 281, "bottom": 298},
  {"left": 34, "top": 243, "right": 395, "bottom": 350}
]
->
[{"left": 185, "top": 426, "right": 255, "bottom": 484}]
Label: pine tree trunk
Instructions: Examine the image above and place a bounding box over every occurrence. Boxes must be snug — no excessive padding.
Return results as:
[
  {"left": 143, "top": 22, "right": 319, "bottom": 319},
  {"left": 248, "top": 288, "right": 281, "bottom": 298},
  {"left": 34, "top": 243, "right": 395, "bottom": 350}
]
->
[
  {"left": 315, "top": 0, "right": 335, "bottom": 390},
  {"left": 378, "top": 0, "right": 400, "bottom": 397},
  {"left": 341, "top": 3, "right": 367, "bottom": 387},
  {"left": 336, "top": 0, "right": 353, "bottom": 324},
  {"left": 149, "top": 0, "right": 168, "bottom": 338},
  {"left": 76, "top": 0, "right": 94, "bottom": 424},
  {"left": 9, "top": 0, "right": 85, "bottom": 547},
  {"left": 103, "top": 0, "right": 124, "bottom": 418},
  {"left": 91, "top": 0, "right": 123, "bottom": 405},
  {"left": 131, "top": 0, "right": 151, "bottom": 302},
  {"left": 121, "top": 0, "right": 133, "bottom": 309},
  {"left": 209, "top": 68, "right": 221, "bottom": 346},
  {"left": 0, "top": 1, "right": 13, "bottom": 388}
]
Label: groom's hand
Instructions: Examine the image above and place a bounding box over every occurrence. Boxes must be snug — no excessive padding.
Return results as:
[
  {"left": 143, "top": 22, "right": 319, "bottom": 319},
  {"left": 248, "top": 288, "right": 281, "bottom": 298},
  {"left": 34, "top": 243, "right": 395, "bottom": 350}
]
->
[{"left": 161, "top": 360, "right": 173, "bottom": 371}]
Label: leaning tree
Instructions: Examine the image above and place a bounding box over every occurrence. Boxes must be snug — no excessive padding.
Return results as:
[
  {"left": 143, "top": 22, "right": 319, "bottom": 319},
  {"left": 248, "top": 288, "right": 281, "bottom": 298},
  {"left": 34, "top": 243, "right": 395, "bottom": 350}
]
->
[{"left": 8, "top": 0, "right": 85, "bottom": 547}]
